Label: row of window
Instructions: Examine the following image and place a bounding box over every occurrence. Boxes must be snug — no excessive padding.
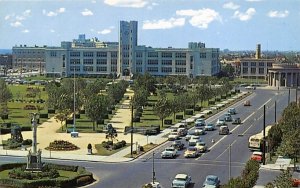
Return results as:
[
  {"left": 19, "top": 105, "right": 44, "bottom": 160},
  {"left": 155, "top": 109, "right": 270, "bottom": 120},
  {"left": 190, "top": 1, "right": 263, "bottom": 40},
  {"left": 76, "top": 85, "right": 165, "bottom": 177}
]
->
[
  {"left": 69, "top": 51, "right": 118, "bottom": 58},
  {"left": 242, "top": 62, "right": 273, "bottom": 67},
  {"left": 70, "top": 59, "right": 118, "bottom": 65},
  {"left": 242, "top": 67, "right": 265, "bottom": 74},
  {"left": 135, "top": 67, "right": 186, "bottom": 73},
  {"left": 70, "top": 66, "right": 117, "bottom": 72}
]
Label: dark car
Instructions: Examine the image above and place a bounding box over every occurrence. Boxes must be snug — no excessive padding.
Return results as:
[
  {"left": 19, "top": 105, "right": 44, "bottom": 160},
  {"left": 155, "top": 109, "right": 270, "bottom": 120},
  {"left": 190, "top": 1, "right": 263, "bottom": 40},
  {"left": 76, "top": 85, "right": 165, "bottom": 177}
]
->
[
  {"left": 171, "top": 140, "right": 185, "bottom": 150},
  {"left": 232, "top": 117, "right": 241, "bottom": 124}
]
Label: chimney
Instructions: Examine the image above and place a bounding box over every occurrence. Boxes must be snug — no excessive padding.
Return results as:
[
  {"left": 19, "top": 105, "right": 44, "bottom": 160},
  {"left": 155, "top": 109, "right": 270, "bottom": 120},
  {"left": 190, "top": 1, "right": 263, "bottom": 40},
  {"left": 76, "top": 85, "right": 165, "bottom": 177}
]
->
[{"left": 256, "top": 44, "right": 261, "bottom": 59}]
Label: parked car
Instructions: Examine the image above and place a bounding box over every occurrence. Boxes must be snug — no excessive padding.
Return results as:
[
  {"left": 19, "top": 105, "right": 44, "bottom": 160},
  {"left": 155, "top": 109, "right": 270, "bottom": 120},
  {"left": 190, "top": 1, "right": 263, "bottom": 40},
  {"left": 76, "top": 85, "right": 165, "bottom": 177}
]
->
[
  {"left": 168, "top": 132, "right": 180, "bottom": 141},
  {"left": 171, "top": 174, "right": 192, "bottom": 188},
  {"left": 232, "top": 117, "right": 241, "bottom": 124},
  {"left": 144, "top": 182, "right": 161, "bottom": 188},
  {"left": 219, "top": 125, "right": 229, "bottom": 135},
  {"left": 228, "top": 108, "right": 236, "bottom": 115},
  {"left": 184, "top": 146, "right": 200, "bottom": 158},
  {"left": 195, "top": 141, "right": 207, "bottom": 153},
  {"left": 161, "top": 147, "right": 177, "bottom": 158},
  {"left": 203, "top": 175, "right": 220, "bottom": 188},
  {"left": 244, "top": 100, "right": 251, "bottom": 106},
  {"left": 216, "top": 118, "right": 226, "bottom": 126},
  {"left": 171, "top": 140, "right": 184, "bottom": 150},
  {"left": 204, "top": 123, "right": 216, "bottom": 131},
  {"left": 195, "top": 118, "right": 206, "bottom": 127},
  {"left": 245, "top": 86, "right": 256, "bottom": 90},
  {"left": 250, "top": 151, "right": 263, "bottom": 163}
]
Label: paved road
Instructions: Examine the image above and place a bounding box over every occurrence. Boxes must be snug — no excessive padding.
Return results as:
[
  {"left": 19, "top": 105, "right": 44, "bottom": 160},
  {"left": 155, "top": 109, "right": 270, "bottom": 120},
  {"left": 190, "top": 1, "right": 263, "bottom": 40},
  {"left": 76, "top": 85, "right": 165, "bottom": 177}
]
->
[{"left": 0, "top": 88, "right": 296, "bottom": 188}]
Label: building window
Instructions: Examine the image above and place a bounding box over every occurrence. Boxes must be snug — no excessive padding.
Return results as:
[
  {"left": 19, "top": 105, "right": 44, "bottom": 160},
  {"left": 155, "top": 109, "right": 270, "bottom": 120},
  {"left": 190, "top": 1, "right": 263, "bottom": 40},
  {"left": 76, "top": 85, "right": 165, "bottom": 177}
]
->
[
  {"left": 50, "top": 51, "right": 57, "bottom": 57},
  {"left": 123, "top": 59, "right": 129, "bottom": 65},
  {"left": 147, "top": 59, "right": 158, "bottom": 65},
  {"left": 123, "top": 52, "right": 129, "bottom": 58},
  {"left": 111, "top": 59, "right": 117, "bottom": 65},
  {"left": 251, "top": 62, "right": 256, "bottom": 67},
  {"left": 70, "top": 66, "right": 80, "bottom": 71},
  {"left": 161, "top": 52, "right": 172, "bottom": 58},
  {"left": 136, "top": 52, "right": 143, "bottom": 58},
  {"left": 200, "top": 53, "right": 206, "bottom": 58},
  {"left": 70, "top": 52, "right": 80, "bottom": 57},
  {"left": 83, "top": 66, "right": 94, "bottom": 71},
  {"left": 161, "top": 67, "right": 172, "bottom": 73},
  {"left": 147, "top": 67, "right": 158, "bottom": 72},
  {"left": 242, "top": 67, "right": 248, "bottom": 74},
  {"left": 96, "top": 59, "right": 107, "bottom": 65},
  {"left": 70, "top": 59, "right": 80, "bottom": 64},
  {"left": 175, "top": 67, "right": 186, "bottom": 73},
  {"left": 136, "top": 59, "right": 143, "bottom": 65},
  {"left": 96, "top": 66, "right": 107, "bottom": 72},
  {"left": 96, "top": 52, "right": 107, "bottom": 57},
  {"left": 111, "top": 66, "right": 117, "bottom": 72},
  {"left": 162, "top": 60, "right": 172, "bottom": 65},
  {"left": 175, "top": 60, "right": 186, "bottom": 66},
  {"left": 111, "top": 52, "right": 118, "bottom": 58},
  {"left": 136, "top": 67, "right": 143, "bottom": 72},
  {"left": 83, "top": 52, "right": 94, "bottom": 57},
  {"left": 148, "top": 52, "right": 158, "bottom": 57},
  {"left": 83, "top": 59, "right": 93, "bottom": 65},
  {"left": 259, "top": 68, "right": 264, "bottom": 74},
  {"left": 175, "top": 52, "right": 186, "bottom": 58},
  {"left": 251, "top": 68, "right": 256, "bottom": 74},
  {"left": 242, "top": 62, "right": 248, "bottom": 66},
  {"left": 267, "top": 62, "right": 272, "bottom": 67},
  {"left": 259, "top": 62, "right": 264, "bottom": 67}
]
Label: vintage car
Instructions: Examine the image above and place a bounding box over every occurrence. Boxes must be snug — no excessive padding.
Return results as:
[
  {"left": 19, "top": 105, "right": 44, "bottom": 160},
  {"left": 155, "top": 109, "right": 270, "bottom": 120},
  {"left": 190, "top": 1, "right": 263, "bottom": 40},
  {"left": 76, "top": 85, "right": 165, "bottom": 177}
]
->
[{"left": 171, "top": 174, "right": 192, "bottom": 188}]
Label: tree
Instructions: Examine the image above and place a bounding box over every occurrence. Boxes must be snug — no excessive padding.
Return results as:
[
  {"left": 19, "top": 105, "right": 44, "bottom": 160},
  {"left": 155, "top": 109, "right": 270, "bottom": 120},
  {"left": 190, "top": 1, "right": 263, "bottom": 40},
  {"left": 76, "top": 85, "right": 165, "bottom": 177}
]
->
[
  {"left": 105, "top": 124, "right": 118, "bottom": 143},
  {"left": 170, "top": 98, "right": 181, "bottom": 122},
  {"left": 0, "top": 79, "right": 12, "bottom": 122},
  {"left": 132, "top": 87, "right": 148, "bottom": 109},
  {"left": 273, "top": 170, "right": 293, "bottom": 188},
  {"left": 153, "top": 97, "right": 171, "bottom": 128},
  {"left": 55, "top": 110, "right": 69, "bottom": 131},
  {"left": 221, "top": 64, "right": 235, "bottom": 77},
  {"left": 267, "top": 124, "right": 283, "bottom": 156},
  {"left": 85, "top": 95, "right": 110, "bottom": 131},
  {"left": 134, "top": 72, "right": 156, "bottom": 94}
]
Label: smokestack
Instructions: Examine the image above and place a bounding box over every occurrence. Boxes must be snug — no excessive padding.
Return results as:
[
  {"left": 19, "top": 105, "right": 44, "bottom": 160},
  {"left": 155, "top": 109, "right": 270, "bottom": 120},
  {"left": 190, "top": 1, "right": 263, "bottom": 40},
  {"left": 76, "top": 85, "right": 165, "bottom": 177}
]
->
[{"left": 256, "top": 44, "right": 261, "bottom": 59}]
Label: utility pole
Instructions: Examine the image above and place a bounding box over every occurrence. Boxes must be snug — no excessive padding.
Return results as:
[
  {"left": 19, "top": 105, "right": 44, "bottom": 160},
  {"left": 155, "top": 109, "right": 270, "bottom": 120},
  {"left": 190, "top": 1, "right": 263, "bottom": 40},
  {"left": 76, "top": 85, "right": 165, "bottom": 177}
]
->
[
  {"left": 288, "top": 88, "right": 291, "bottom": 104},
  {"left": 263, "top": 105, "right": 266, "bottom": 165},
  {"left": 274, "top": 101, "right": 276, "bottom": 123},
  {"left": 229, "top": 144, "right": 231, "bottom": 181},
  {"left": 130, "top": 97, "right": 134, "bottom": 157},
  {"left": 152, "top": 152, "right": 156, "bottom": 184}
]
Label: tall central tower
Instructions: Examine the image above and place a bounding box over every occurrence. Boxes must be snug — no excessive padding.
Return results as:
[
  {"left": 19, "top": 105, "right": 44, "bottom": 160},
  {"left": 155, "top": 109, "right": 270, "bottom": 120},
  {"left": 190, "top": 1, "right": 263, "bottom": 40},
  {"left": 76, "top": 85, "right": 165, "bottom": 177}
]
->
[{"left": 118, "top": 21, "right": 138, "bottom": 77}]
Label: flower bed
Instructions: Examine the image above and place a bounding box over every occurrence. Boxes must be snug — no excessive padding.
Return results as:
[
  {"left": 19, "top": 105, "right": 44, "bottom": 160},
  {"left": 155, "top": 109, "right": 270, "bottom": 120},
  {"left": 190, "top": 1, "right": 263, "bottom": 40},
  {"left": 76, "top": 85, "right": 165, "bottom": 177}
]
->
[{"left": 45, "top": 140, "right": 79, "bottom": 151}]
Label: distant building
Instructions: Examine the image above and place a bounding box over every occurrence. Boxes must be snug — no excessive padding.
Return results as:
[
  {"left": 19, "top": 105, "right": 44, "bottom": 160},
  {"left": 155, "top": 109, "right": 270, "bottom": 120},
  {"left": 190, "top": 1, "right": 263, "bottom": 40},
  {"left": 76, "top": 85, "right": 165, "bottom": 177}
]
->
[
  {"left": 268, "top": 63, "right": 300, "bottom": 88},
  {"left": 240, "top": 44, "right": 275, "bottom": 79},
  {"left": 0, "top": 54, "right": 12, "bottom": 69},
  {"left": 12, "top": 45, "right": 46, "bottom": 74},
  {"left": 13, "top": 21, "right": 221, "bottom": 78}
]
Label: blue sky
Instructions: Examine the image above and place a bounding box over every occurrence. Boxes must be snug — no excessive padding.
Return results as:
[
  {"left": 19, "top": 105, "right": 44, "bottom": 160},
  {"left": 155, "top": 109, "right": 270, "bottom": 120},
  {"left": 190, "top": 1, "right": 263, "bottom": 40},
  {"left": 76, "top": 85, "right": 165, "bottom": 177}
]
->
[{"left": 0, "top": 0, "right": 299, "bottom": 51}]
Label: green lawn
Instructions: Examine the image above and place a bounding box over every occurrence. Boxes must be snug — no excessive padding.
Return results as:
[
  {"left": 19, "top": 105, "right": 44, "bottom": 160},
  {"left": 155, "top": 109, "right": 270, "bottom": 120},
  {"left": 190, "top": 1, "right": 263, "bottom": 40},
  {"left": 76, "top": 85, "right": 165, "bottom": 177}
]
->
[
  {"left": 94, "top": 143, "right": 130, "bottom": 156},
  {"left": 0, "top": 169, "right": 80, "bottom": 179},
  {"left": 124, "top": 143, "right": 158, "bottom": 158},
  {"left": 233, "top": 77, "right": 268, "bottom": 84}
]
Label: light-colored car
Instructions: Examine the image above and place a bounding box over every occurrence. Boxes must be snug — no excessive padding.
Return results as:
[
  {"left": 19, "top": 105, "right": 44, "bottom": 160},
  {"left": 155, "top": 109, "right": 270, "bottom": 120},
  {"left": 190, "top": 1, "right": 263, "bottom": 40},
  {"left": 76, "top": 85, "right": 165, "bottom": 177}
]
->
[
  {"left": 195, "top": 127, "right": 206, "bottom": 135},
  {"left": 177, "top": 128, "right": 187, "bottom": 137},
  {"left": 224, "top": 115, "right": 232, "bottom": 122},
  {"left": 203, "top": 175, "right": 220, "bottom": 188},
  {"left": 144, "top": 182, "right": 161, "bottom": 188},
  {"left": 161, "top": 147, "right": 177, "bottom": 158},
  {"left": 195, "top": 118, "right": 206, "bottom": 127},
  {"left": 168, "top": 132, "right": 180, "bottom": 141},
  {"left": 232, "top": 117, "right": 241, "bottom": 124},
  {"left": 219, "top": 125, "right": 229, "bottom": 135},
  {"left": 216, "top": 118, "right": 226, "bottom": 126},
  {"left": 204, "top": 123, "right": 215, "bottom": 131},
  {"left": 245, "top": 86, "right": 256, "bottom": 90},
  {"left": 244, "top": 100, "right": 251, "bottom": 106},
  {"left": 228, "top": 108, "right": 236, "bottom": 115},
  {"left": 195, "top": 141, "right": 207, "bottom": 153},
  {"left": 184, "top": 147, "right": 199, "bottom": 158},
  {"left": 171, "top": 173, "right": 192, "bottom": 188}
]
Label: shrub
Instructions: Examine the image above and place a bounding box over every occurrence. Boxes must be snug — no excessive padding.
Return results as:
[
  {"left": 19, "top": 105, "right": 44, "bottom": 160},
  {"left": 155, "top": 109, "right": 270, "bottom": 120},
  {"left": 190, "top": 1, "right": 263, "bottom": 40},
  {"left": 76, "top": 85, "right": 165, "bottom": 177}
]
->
[
  {"left": 22, "top": 139, "right": 32, "bottom": 146},
  {"left": 45, "top": 140, "right": 79, "bottom": 151},
  {"left": 139, "top": 146, "right": 144, "bottom": 152}
]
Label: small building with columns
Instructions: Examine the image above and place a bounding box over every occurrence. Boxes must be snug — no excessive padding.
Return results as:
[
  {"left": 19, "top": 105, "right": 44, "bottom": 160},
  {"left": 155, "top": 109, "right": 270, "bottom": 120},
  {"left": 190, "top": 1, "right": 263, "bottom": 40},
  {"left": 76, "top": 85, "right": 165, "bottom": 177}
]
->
[{"left": 268, "top": 63, "right": 300, "bottom": 88}]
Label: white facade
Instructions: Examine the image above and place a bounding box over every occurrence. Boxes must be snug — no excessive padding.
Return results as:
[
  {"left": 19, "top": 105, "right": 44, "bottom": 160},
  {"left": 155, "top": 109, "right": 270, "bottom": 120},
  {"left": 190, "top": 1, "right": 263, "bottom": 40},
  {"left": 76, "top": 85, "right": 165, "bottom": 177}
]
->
[{"left": 240, "top": 58, "right": 274, "bottom": 79}]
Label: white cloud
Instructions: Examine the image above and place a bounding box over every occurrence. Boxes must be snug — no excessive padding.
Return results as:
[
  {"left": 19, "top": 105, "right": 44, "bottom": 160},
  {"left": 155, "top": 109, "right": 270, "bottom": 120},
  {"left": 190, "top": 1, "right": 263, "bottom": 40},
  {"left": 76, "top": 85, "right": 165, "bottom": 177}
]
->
[
  {"left": 147, "top": 2, "right": 158, "bottom": 10},
  {"left": 81, "top": 9, "right": 93, "bottom": 16},
  {"left": 233, "top": 8, "right": 256, "bottom": 21},
  {"left": 10, "top": 21, "right": 23, "bottom": 27},
  {"left": 50, "top": 29, "right": 55, "bottom": 33},
  {"left": 268, "top": 10, "right": 289, "bottom": 18},
  {"left": 16, "top": 16, "right": 25, "bottom": 21},
  {"left": 22, "top": 29, "right": 29, "bottom": 33},
  {"left": 23, "top": 9, "right": 31, "bottom": 17},
  {"left": 98, "top": 29, "right": 111, "bottom": 34},
  {"left": 104, "top": 0, "right": 149, "bottom": 8},
  {"left": 223, "top": 2, "right": 240, "bottom": 10},
  {"left": 4, "top": 15, "right": 12, "bottom": 20},
  {"left": 176, "top": 8, "right": 221, "bottom": 29},
  {"left": 43, "top": 8, "right": 65, "bottom": 17},
  {"left": 91, "top": 0, "right": 96, "bottom": 3},
  {"left": 143, "top": 17, "right": 185, "bottom": 30}
]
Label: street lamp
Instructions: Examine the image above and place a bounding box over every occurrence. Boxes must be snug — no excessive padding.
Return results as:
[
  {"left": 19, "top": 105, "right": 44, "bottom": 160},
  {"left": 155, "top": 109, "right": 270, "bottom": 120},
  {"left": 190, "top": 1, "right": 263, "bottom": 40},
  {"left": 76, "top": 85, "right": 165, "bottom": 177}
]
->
[
  {"left": 152, "top": 151, "right": 156, "bottom": 184},
  {"left": 130, "top": 97, "right": 134, "bottom": 157}
]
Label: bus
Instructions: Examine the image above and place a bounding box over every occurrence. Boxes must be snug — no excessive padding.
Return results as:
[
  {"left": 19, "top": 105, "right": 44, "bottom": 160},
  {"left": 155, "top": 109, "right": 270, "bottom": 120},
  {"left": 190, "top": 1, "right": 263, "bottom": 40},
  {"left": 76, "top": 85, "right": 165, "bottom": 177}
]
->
[{"left": 248, "top": 125, "right": 272, "bottom": 151}]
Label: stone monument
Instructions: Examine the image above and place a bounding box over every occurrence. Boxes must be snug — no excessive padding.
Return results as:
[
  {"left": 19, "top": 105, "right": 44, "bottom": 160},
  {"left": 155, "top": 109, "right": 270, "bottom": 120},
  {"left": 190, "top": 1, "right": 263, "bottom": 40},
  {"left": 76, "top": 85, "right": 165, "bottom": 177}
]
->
[{"left": 26, "top": 113, "right": 42, "bottom": 171}]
